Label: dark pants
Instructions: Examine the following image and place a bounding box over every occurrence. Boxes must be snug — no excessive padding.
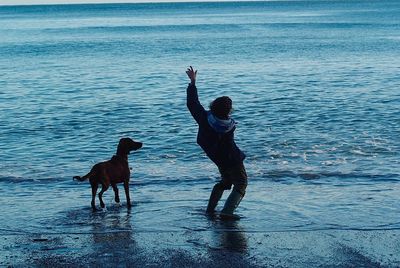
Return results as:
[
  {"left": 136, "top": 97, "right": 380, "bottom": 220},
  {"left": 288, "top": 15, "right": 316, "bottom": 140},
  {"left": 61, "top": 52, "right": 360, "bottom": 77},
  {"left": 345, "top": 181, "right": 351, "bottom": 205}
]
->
[
  {"left": 206, "top": 162, "right": 248, "bottom": 213},
  {"left": 216, "top": 163, "right": 248, "bottom": 196}
]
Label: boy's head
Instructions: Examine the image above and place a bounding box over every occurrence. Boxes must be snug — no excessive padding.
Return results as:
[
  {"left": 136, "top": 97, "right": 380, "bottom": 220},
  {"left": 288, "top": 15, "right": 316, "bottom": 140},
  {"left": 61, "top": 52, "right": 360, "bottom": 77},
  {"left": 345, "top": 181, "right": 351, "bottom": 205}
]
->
[{"left": 210, "top": 96, "right": 232, "bottom": 120}]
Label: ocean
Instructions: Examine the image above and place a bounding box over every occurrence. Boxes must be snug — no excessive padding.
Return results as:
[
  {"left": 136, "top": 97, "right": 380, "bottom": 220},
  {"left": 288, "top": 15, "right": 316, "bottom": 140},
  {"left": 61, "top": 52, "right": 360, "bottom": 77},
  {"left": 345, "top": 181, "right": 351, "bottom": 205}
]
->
[{"left": 0, "top": 0, "right": 399, "bottom": 246}]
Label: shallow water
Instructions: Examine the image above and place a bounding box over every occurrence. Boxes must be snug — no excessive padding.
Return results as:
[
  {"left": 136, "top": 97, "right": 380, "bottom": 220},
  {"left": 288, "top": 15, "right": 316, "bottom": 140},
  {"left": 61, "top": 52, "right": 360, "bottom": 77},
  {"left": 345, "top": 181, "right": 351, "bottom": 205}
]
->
[{"left": 0, "top": 0, "right": 400, "bottom": 237}]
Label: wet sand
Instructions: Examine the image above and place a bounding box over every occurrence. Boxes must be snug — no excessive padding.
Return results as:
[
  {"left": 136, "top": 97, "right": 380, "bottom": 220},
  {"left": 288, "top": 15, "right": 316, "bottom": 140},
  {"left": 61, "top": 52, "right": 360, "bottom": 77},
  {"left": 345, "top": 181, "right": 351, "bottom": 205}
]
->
[
  {"left": 2, "top": 223, "right": 400, "bottom": 267},
  {"left": 1, "top": 180, "right": 399, "bottom": 267},
  {"left": 1, "top": 181, "right": 400, "bottom": 267}
]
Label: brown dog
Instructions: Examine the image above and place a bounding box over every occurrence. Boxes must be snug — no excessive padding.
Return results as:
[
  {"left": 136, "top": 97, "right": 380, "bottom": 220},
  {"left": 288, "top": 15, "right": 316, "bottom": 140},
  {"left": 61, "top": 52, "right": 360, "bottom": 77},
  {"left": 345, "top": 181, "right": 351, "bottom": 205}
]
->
[{"left": 74, "top": 137, "right": 142, "bottom": 210}]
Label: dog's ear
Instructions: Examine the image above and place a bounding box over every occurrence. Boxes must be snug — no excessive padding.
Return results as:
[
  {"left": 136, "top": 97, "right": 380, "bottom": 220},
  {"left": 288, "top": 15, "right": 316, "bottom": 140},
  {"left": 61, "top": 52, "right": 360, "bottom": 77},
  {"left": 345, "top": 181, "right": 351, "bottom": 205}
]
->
[{"left": 117, "top": 138, "right": 130, "bottom": 155}]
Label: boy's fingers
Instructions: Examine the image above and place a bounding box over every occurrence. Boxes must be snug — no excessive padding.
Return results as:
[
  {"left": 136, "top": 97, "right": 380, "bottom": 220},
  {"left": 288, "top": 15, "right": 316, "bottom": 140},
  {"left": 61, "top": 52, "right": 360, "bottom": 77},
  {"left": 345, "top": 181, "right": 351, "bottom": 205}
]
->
[{"left": 186, "top": 66, "right": 197, "bottom": 77}]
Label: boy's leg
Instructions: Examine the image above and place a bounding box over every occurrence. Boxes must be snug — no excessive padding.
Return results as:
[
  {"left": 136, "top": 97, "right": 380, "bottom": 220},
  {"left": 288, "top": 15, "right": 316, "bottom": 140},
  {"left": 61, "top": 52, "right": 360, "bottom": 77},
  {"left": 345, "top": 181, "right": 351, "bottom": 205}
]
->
[
  {"left": 206, "top": 183, "right": 225, "bottom": 214},
  {"left": 206, "top": 167, "right": 232, "bottom": 214},
  {"left": 220, "top": 163, "right": 247, "bottom": 218},
  {"left": 220, "top": 190, "right": 244, "bottom": 219}
]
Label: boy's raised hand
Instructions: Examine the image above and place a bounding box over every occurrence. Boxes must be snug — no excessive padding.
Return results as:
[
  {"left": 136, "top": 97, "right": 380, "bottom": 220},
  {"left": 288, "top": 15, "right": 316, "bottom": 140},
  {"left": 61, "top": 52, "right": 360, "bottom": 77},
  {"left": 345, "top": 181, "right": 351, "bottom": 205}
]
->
[{"left": 186, "top": 66, "right": 197, "bottom": 85}]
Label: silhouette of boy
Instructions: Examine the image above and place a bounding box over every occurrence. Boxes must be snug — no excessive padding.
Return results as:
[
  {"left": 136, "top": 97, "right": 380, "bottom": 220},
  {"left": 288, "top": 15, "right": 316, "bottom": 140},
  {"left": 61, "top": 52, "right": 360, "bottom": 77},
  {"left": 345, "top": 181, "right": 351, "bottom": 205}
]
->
[{"left": 186, "top": 66, "right": 247, "bottom": 219}]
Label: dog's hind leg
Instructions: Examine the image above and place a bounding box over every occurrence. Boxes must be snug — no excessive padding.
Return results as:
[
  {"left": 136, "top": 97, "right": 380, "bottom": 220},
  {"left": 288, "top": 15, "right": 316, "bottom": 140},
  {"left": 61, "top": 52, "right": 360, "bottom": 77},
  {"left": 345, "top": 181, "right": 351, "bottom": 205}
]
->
[
  {"left": 98, "top": 183, "right": 109, "bottom": 209},
  {"left": 91, "top": 182, "right": 98, "bottom": 211},
  {"left": 111, "top": 183, "right": 120, "bottom": 203},
  {"left": 124, "top": 181, "right": 131, "bottom": 209}
]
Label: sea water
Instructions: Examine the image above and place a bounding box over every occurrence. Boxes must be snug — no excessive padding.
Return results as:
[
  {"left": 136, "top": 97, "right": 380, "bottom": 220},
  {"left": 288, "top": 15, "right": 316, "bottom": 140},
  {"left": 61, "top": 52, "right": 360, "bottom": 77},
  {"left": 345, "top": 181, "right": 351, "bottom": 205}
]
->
[{"left": 0, "top": 1, "right": 399, "bottom": 236}]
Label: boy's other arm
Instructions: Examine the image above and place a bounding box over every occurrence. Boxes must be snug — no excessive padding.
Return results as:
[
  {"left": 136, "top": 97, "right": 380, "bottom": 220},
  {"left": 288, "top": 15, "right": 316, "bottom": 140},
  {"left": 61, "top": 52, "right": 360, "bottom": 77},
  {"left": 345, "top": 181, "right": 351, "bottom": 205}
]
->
[{"left": 186, "top": 66, "right": 206, "bottom": 123}]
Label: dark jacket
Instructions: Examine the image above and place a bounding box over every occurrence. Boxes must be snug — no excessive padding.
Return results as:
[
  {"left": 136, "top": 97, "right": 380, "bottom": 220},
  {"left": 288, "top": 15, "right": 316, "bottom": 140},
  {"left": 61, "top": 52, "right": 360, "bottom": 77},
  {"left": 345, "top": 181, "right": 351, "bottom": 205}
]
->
[{"left": 186, "top": 83, "right": 245, "bottom": 168}]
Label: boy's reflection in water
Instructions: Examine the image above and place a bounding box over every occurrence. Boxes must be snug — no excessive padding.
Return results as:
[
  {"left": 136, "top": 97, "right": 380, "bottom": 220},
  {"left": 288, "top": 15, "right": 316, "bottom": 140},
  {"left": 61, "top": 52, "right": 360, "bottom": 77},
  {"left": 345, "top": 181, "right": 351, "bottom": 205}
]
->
[{"left": 209, "top": 217, "right": 248, "bottom": 253}]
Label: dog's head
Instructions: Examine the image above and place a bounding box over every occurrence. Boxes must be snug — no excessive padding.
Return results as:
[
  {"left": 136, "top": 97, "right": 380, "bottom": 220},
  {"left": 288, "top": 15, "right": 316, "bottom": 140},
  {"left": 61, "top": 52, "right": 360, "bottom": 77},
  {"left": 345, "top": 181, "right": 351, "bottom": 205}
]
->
[{"left": 117, "top": 137, "right": 143, "bottom": 155}]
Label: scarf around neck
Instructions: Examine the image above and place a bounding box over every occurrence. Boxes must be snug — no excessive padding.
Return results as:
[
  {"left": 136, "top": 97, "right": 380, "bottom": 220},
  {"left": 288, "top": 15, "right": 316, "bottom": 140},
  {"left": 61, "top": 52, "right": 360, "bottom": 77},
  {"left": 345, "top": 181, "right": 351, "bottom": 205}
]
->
[{"left": 207, "top": 111, "right": 235, "bottom": 133}]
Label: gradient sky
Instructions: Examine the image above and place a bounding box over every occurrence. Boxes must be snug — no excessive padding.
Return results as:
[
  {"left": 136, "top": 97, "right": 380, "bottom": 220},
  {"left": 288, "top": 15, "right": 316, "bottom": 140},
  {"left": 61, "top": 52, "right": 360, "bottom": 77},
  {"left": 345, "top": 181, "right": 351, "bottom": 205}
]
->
[{"left": 0, "top": 0, "right": 258, "bottom": 5}]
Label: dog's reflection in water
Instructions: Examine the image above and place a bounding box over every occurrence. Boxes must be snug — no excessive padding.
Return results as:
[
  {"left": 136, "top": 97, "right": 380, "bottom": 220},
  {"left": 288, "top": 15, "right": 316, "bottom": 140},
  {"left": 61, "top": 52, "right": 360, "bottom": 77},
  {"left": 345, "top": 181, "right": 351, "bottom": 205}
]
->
[{"left": 90, "top": 207, "right": 136, "bottom": 252}]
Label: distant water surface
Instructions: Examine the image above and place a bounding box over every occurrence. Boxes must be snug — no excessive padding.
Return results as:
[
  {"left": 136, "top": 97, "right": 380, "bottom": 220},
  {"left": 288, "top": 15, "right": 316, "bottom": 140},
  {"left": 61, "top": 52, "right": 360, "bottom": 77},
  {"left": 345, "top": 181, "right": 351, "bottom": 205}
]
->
[{"left": 0, "top": 1, "right": 399, "bottom": 236}]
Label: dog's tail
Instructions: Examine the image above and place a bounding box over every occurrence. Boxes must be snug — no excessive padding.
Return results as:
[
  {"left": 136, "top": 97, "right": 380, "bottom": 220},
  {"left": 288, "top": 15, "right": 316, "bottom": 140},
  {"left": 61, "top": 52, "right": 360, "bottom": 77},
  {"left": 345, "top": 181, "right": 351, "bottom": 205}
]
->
[{"left": 73, "top": 171, "right": 92, "bottom": 182}]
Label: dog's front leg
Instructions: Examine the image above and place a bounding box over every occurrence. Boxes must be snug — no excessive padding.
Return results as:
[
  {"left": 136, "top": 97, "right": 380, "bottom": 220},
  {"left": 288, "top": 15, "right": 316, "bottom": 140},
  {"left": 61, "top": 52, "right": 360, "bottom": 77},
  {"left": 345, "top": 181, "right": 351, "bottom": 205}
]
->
[
  {"left": 124, "top": 181, "right": 131, "bottom": 208},
  {"left": 98, "top": 183, "right": 109, "bottom": 209}
]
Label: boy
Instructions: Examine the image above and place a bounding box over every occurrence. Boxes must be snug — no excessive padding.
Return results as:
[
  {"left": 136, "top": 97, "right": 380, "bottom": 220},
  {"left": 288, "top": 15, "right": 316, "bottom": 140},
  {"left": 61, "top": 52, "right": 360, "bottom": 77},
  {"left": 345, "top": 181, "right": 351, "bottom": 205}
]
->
[{"left": 186, "top": 66, "right": 247, "bottom": 219}]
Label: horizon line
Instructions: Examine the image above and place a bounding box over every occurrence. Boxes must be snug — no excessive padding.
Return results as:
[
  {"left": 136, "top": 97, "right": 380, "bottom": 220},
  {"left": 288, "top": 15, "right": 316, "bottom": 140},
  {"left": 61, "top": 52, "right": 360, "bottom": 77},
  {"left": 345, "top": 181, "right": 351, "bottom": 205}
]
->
[{"left": 0, "top": 0, "right": 281, "bottom": 7}]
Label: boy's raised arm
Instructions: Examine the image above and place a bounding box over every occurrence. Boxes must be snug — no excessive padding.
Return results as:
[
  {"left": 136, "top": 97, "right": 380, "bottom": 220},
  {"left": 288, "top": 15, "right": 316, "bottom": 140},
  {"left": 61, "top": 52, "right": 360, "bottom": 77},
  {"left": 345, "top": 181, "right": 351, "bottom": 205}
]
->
[
  {"left": 186, "top": 66, "right": 206, "bottom": 123},
  {"left": 186, "top": 66, "right": 197, "bottom": 86}
]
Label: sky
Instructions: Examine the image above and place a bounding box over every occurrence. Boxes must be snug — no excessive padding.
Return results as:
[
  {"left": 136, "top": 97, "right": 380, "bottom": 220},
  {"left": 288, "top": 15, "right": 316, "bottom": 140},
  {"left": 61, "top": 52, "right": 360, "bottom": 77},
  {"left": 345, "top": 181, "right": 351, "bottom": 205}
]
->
[{"left": 0, "top": 0, "right": 257, "bottom": 5}]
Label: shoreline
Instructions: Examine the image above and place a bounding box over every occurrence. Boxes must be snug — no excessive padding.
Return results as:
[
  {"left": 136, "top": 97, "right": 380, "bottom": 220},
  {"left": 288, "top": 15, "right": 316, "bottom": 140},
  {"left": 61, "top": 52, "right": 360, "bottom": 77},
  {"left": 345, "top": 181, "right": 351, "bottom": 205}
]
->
[{"left": 2, "top": 229, "right": 399, "bottom": 267}]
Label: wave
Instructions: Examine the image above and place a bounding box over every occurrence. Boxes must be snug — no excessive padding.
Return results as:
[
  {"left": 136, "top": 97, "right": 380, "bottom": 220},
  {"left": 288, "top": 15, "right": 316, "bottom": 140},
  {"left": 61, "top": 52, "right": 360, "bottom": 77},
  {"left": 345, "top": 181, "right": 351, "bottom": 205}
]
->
[
  {"left": 0, "top": 175, "right": 66, "bottom": 184},
  {"left": 3, "top": 225, "right": 400, "bottom": 237},
  {"left": 16, "top": 22, "right": 392, "bottom": 34},
  {"left": 261, "top": 170, "right": 400, "bottom": 182},
  {"left": 1, "top": 170, "right": 398, "bottom": 186},
  {"left": 41, "top": 23, "right": 244, "bottom": 32},
  {"left": 0, "top": 173, "right": 212, "bottom": 186}
]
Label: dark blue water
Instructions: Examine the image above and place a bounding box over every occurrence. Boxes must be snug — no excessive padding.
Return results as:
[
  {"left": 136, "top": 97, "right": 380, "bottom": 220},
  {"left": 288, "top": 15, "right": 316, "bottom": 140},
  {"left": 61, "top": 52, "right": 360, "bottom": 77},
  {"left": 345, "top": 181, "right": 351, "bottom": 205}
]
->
[{"left": 0, "top": 1, "right": 399, "bottom": 236}]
